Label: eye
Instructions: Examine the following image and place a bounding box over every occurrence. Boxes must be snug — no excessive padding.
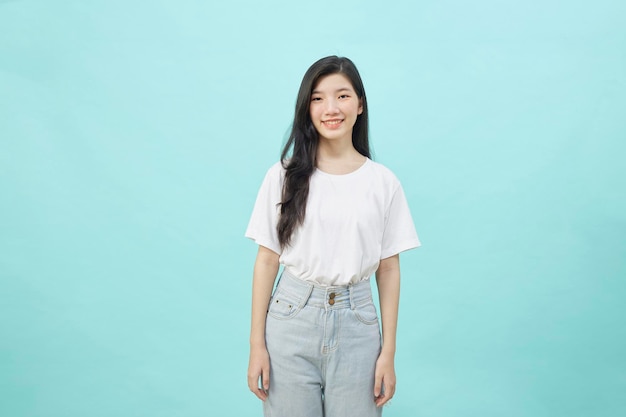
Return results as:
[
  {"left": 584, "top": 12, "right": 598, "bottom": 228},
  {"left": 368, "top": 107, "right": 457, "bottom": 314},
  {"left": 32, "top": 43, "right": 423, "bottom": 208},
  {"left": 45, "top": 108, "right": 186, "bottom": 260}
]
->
[
  {"left": 311, "top": 97, "right": 322, "bottom": 102},
  {"left": 338, "top": 94, "right": 349, "bottom": 99}
]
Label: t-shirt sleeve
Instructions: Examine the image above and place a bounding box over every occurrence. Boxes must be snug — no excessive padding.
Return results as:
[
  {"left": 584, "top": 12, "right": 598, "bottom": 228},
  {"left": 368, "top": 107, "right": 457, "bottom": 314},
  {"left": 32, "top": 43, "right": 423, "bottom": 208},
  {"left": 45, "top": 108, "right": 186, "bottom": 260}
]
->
[
  {"left": 244, "top": 163, "right": 283, "bottom": 255},
  {"left": 380, "top": 182, "right": 421, "bottom": 259}
]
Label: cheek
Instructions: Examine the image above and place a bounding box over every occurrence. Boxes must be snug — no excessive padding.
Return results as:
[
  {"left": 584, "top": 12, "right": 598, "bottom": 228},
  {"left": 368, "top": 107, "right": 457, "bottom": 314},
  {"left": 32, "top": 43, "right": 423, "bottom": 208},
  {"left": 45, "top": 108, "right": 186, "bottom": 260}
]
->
[
  {"left": 345, "top": 104, "right": 360, "bottom": 117},
  {"left": 309, "top": 106, "right": 320, "bottom": 122}
]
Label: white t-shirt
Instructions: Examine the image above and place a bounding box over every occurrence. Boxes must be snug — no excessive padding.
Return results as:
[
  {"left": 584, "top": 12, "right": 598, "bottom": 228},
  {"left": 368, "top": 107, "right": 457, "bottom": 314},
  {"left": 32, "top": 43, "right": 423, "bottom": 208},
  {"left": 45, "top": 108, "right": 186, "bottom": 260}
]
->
[{"left": 245, "top": 158, "right": 420, "bottom": 286}]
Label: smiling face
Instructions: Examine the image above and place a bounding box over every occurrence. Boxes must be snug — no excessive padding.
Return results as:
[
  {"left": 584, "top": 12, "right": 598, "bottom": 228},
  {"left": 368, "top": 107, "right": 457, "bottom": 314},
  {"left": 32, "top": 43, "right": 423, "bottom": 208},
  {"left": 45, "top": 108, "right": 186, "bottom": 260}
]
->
[{"left": 309, "top": 73, "right": 363, "bottom": 144}]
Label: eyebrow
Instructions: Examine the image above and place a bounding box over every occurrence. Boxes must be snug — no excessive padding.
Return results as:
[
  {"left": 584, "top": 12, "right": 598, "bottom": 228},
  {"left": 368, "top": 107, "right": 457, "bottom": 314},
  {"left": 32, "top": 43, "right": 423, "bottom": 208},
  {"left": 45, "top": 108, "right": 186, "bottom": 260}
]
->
[{"left": 311, "top": 87, "right": 353, "bottom": 95}]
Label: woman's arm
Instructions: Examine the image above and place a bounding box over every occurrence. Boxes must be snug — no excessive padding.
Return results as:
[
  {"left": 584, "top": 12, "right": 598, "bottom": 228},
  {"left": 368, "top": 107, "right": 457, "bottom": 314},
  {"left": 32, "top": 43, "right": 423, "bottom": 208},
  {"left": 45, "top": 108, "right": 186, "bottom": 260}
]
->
[
  {"left": 374, "top": 254, "right": 401, "bottom": 407},
  {"left": 247, "top": 245, "right": 280, "bottom": 401}
]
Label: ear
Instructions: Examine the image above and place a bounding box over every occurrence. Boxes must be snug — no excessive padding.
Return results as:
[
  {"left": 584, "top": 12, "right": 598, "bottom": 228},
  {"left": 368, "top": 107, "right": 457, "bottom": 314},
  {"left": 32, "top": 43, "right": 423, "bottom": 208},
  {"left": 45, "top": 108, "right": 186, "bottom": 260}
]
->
[{"left": 358, "top": 98, "right": 364, "bottom": 115}]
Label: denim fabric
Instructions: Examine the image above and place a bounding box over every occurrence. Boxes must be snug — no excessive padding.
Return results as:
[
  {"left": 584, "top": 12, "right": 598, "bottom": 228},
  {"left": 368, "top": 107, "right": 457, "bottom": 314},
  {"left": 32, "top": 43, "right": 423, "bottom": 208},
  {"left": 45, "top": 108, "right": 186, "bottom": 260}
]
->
[{"left": 264, "top": 270, "right": 383, "bottom": 417}]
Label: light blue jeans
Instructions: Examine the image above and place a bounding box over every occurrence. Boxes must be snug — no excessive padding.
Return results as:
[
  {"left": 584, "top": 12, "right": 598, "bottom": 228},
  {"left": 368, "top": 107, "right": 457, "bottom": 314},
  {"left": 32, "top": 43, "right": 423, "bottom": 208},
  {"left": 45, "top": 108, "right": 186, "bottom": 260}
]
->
[{"left": 264, "top": 270, "right": 383, "bottom": 417}]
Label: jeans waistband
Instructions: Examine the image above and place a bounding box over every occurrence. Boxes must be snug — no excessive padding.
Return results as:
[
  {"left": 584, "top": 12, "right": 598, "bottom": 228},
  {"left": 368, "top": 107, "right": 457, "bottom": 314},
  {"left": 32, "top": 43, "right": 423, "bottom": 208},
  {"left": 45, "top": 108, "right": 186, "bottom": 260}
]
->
[{"left": 277, "top": 269, "right": 373, "bottom": 310}]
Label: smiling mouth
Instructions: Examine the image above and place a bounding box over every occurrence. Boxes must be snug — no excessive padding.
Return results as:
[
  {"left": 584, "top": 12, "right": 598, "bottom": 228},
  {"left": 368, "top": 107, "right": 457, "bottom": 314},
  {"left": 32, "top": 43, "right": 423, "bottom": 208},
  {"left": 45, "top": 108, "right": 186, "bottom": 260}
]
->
[{"left": 322, "top": 119, "right": 343, "bottom": 127}]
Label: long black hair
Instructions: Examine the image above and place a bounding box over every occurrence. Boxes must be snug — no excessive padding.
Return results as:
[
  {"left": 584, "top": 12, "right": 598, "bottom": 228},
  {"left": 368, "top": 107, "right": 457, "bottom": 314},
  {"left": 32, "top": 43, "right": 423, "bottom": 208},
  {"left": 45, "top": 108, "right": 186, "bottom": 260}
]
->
[{"left": 277, "top": 56, "right": 370, "bottom": 248}]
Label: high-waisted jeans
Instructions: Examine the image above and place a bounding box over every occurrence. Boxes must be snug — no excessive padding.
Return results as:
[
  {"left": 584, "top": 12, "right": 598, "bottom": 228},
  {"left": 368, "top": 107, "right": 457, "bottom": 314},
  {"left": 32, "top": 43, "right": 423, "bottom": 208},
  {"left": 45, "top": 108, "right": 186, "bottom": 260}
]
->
[{"left": 263, "top": 270, "right": 383, "bottom": 417}]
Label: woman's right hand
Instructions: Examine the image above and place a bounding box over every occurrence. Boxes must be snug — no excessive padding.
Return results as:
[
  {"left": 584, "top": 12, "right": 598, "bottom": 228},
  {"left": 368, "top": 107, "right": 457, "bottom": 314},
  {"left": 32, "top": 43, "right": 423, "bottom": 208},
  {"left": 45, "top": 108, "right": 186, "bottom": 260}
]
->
[
  {"left": 247, "top": 344, "right": 270, "bottom": 401},
  {"left": 248, "top": 246, "right": 279, "bottom": 401}
]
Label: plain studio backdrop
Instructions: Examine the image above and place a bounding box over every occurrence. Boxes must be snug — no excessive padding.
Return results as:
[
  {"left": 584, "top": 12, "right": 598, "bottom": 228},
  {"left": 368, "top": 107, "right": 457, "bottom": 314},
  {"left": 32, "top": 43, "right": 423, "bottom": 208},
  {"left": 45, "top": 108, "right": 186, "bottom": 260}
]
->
[{"left": 1, "top": 1, "right": 625, "bottom": 416}]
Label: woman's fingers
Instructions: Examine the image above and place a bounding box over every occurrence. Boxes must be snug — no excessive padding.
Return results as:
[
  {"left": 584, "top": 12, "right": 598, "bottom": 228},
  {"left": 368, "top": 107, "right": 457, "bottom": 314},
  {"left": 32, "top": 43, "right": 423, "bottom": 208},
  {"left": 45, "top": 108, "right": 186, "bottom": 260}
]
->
[
  {"left": 375, "top": 384, "right": 395, "bottom": 406},
  {"left": 253, "top": 385, "right": 268, "bottom": 401},
  {"left": 246, "top": 372, "right": 254, "bottom": 391},
  {"left": 374, "top": 376, "right": 396, "bottom": 407},
  {"left": 374, "top": 353, "right": 396, "bottom": 407},
  {"left": 374, "top": 373, "right": 383, "bottom": 398},
  {"left": 374, "top": 373, "right": 386, "bottom": 406},
  {"left": 248, "top": 371, "right": 268, "bottom": 401},
  {"left": 262, "top": 363, "right": 270, "bottom": 391},
  {"left": 248, "top": 349, "right": 270, "bottom": 401}
]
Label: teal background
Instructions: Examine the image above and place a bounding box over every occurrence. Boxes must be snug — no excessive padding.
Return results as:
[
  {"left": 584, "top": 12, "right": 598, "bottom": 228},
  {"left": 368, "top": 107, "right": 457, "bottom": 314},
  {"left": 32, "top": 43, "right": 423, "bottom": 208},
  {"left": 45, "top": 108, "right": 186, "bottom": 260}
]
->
[{"left": 1, "top": 0, "right": 625, "bottom": 416}]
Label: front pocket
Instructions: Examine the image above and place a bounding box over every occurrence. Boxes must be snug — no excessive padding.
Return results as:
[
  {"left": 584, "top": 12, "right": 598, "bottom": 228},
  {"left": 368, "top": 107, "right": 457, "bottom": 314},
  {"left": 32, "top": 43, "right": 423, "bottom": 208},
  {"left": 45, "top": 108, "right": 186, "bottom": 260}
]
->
[
  {"left": 267, "top": 290, "right": 302, "bottom": 320},
  {"left": 353, "top": 301, "right": 379, "bottom": 325}
]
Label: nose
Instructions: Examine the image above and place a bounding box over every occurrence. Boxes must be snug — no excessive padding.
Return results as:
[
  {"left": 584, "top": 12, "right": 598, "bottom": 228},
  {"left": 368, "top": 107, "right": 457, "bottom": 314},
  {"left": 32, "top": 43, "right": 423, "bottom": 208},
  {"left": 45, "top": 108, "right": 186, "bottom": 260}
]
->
[{"left": 324, "top": 98, "right": 340, "bottom": 114}]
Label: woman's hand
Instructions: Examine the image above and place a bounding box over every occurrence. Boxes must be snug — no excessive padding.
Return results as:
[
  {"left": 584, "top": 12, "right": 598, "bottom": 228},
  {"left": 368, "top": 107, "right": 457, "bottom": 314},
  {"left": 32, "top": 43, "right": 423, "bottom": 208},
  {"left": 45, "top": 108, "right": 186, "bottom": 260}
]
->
[
  {"left": 374, "top": 350, "right": 396, "bottom": 407},
  {"left": 247, "top": 344, "right": 270, "bottom": 401},
  {"left": 374, "top": 254, "right": 400, "bottom": 407},
  {"left": 247, "top": 246, "right": 279, "bottom": 401}
]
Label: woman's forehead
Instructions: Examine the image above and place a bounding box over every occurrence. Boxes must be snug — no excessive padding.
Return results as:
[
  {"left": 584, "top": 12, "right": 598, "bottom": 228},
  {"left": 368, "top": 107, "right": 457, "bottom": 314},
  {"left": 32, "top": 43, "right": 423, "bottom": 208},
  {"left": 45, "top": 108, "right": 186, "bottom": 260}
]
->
[{"left": 313, "top": 73, "right": 355, "bottom": 93}]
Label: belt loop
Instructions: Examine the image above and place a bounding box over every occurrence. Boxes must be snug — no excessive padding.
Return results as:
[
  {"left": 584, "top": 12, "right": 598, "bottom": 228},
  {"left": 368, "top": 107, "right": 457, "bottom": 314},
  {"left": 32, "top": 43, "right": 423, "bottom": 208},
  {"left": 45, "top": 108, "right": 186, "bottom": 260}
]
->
[{"left": 349, "top": 284, "right": 355, "bottom": 310}]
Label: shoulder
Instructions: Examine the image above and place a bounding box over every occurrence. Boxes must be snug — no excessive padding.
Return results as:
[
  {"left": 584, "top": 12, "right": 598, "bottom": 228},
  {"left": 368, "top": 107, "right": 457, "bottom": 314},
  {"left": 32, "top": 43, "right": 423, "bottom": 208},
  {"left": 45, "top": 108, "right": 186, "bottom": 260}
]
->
[
  {"left": 366, "top": 159, "right": 401, "bottom": 187},
  {"left": 263, "top": 161, "right": 286, "bottom": 181}
]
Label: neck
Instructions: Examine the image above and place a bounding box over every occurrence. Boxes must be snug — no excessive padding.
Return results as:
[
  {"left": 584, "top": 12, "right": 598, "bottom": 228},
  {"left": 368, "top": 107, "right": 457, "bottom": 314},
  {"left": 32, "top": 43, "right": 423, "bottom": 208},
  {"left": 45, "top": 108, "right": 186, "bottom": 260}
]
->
[
  {"left": 317, "top": 138, "right": 361, "bottom": 162},
  {"left": 315, "top": 138, "right": 367, "bottom": 174}
]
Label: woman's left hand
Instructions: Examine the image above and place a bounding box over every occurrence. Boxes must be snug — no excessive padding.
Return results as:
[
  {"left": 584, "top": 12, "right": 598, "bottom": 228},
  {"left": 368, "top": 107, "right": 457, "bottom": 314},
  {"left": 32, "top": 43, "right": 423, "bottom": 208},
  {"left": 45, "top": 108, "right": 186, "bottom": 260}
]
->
[{"left": 374, "top": 351, "right": 396, "bottom": 407}]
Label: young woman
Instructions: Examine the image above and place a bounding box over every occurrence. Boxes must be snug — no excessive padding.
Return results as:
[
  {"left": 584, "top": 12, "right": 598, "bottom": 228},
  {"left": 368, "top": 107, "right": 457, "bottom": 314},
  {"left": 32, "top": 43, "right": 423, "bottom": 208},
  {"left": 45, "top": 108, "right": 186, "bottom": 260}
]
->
[{"left": 245, "top": 56, "right": 420, "bottom": 417}]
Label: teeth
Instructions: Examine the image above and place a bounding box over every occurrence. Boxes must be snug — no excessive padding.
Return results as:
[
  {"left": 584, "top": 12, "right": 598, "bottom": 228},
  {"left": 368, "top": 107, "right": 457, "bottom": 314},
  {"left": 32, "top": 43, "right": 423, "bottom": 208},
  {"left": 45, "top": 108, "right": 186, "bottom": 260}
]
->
[{"left": 324, "top": 120, "right": 342, "bottom": 126}]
